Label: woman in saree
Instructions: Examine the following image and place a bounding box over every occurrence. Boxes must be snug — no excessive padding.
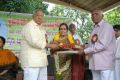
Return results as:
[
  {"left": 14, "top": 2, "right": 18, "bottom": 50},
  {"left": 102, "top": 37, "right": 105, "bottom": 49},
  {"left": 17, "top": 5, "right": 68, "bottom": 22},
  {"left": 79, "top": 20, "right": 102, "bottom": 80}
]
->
[
  {"left": 0, "top": 36, "right": 17, "bottom": 80},
  {"left": 52, "top": 23, "right": 74, "bottom": 80}
]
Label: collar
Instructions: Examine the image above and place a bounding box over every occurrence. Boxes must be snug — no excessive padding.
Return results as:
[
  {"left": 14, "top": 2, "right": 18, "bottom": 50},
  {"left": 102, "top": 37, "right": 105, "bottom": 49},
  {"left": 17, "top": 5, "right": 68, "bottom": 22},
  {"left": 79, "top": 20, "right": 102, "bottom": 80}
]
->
[
  {"left": 94, "top": 19, "right": 104, "bottom": 28},
  {"left": 97, "top": 19, "right": 104, "bottom": 27},
  {"left": 31, "top": 20, "right": 42, "bottom": 27},
  {"left": 31, "top": 20, "right": 38, "bottom": 26}
]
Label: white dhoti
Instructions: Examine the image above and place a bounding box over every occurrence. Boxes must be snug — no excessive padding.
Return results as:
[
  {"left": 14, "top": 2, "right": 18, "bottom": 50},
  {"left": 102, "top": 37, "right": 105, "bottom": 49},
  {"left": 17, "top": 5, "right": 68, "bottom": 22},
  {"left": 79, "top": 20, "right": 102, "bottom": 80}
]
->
[
  {"left": 23, "top": 67, "right": 47, "bottom": 80},
  {"left": 92, "top": 70, "right": 115, "bottom": 80},
  {"left": 115, "top": 59, "right": 120, "bottom": 80}
]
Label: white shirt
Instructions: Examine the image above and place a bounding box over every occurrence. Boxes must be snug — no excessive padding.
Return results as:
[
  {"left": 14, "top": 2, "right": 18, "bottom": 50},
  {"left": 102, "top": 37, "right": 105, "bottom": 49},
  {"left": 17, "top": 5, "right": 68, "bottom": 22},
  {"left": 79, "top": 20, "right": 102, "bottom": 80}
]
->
[
  {"left": 84, "top": 20, "right": 116, "bottom": 70},
  {"left": 73, "top": 34, "right": 83, "bottom": 44},
  {"left": 115, "top": 36, "right": 120, "bottom": 59}
]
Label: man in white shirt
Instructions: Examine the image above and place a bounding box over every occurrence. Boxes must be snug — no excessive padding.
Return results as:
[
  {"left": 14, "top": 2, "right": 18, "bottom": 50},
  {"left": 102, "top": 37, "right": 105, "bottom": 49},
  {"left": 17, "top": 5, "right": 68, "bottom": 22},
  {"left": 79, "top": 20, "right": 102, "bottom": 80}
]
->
[
  {"left": 20, "top": 9, "right": 58, "bottom": 80},
  {"left": 78, "top": 9, "right": 116, "bottom": 80},
  {"left": 113, "top": 25, "right": 120, "bottom": 80}
]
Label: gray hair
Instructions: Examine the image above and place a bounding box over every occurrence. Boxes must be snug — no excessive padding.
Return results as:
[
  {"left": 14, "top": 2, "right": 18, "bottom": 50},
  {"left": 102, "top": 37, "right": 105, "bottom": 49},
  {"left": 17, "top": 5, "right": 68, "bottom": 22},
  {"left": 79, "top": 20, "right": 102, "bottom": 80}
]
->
[
  {"left": 33, "top": 9, "right": 44, "bottom": 16},
  {"left": 92, "top": 8, "right": 104, "bottom": 17}
]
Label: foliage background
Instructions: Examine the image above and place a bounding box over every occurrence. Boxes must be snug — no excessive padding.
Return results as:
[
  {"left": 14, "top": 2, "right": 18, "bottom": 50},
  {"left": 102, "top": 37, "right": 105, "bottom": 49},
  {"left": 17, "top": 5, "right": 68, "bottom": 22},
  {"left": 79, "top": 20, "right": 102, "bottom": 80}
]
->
[
  {"left": 0, "top": 0, "right": 49, "bottom": 15},
  {"left": 49, "top": 5, "right": 120, "bottom": 43},
  {"left": 0, "top": 0, "right": 120, "bottom": 43}
]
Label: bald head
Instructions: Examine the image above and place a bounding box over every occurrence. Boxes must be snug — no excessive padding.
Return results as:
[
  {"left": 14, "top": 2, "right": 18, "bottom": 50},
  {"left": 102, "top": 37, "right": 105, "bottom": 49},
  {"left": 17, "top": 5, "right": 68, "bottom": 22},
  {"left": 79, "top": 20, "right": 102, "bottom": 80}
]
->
[{"left": 91, "top": 9, "right": 103, "bottom": 24}]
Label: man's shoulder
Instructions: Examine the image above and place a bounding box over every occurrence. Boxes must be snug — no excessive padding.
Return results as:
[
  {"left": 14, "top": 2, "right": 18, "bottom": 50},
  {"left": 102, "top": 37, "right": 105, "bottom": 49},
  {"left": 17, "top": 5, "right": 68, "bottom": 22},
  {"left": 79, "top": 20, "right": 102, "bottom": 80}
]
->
[
  {"left": 102, "top": 20, "right": 112, "bottom": 27},
  {"left": 24, "top": 20, "right": 34, "bottom": 28},
  {"left": 100, "top": 20, "right": 113, "bottom": 30},
  {"left": 21, "top": 22, "right": 32, "bottom": 33},
  {"left": 73, "top": 34, "right": 79, "bottom": 37},
  {"left": 25, "top": 20, "right": 33, "bottom": 26},
  {"left": 73, "top": 34, "right": 81, "bottom": 40}
]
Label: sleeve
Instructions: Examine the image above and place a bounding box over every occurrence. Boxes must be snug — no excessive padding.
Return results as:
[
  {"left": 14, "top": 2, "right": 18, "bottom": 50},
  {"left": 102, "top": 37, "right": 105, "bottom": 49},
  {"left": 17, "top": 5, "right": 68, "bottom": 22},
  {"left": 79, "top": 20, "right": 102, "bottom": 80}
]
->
[
  {"left": 22, "top": 25, "right": 46, "bottom": 49},
  {"left": 84, "top": 24, "right": 115, "bottom": 54}
]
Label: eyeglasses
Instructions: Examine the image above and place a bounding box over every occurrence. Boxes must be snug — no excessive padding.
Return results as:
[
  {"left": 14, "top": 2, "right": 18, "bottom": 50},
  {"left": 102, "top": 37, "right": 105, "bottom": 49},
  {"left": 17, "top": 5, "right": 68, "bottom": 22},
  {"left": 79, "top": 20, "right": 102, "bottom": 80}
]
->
[{"left": 60, "top": 28, "right": 67, "bottom": 30}]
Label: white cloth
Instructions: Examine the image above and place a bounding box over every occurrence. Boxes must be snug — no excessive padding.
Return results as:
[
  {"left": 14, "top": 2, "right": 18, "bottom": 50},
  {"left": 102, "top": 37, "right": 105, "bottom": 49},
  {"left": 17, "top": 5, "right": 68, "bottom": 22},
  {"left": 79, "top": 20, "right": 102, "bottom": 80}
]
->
[
  {"left": 92, "top": 70, "right": 115, "bottom": 80},
  {"left": 115, "top": 36, "right": 120, "bottom": 80},
  {"left": 23, "top": 67, "right": 47, "bottom": 80},
  {"left": 73, "top": 34, "right": 83, "bottom": 44},
  {"left": 115, "top": 37, "right": 120, "bottom": 59},
  {"left": 20, "top": 20, "right": 48, "bottom": 67}
]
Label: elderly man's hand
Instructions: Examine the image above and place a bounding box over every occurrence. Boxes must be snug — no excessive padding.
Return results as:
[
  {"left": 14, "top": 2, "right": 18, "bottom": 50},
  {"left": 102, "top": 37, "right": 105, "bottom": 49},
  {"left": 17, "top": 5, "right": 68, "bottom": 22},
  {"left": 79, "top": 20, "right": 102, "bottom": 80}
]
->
[
  {"left": 77, "top": 46, "right": 85, "bottom": 55},
  {"left": 50, "top": 44, "right": 59, "bottom": 49}
]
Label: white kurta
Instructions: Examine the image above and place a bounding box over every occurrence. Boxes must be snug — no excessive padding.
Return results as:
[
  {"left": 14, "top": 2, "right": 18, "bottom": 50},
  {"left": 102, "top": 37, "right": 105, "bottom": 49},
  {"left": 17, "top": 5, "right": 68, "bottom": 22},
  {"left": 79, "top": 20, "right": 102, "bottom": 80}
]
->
[
  {"left": 20, "top": 20, "right": 48, "bottom": 80},
  {"left": 115, "top": 36, "right": 120, "bottom": 80},
  {"left": 20, "top": 20, "right": 48, "bottom": 68}
]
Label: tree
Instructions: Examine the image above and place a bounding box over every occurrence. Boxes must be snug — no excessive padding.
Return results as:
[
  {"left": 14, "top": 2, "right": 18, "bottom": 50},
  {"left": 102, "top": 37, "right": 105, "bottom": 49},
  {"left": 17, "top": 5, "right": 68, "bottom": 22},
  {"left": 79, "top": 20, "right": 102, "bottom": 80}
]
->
[
  {"left": 104, "top": 7, "right": 120, "bottom": 25},
  {"left": 50, "top": 5, "right": 120, "bottom": 43},
  {"left": 0, "top": 0, "right": 49, "bottom": 14},
  {"left": 50, "top": 5, "right": 92, "bottom": 43}
]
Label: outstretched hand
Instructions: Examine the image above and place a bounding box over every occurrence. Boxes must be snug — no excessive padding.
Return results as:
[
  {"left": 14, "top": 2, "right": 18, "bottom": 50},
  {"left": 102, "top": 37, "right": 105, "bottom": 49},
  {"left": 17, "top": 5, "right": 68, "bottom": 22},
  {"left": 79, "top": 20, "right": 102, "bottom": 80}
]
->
[
  {"left": 77, "top": 45, "right": 85, "bottom": 55},
  {"left": 50, "top": 44, "right": 59, "bottom": 50}
]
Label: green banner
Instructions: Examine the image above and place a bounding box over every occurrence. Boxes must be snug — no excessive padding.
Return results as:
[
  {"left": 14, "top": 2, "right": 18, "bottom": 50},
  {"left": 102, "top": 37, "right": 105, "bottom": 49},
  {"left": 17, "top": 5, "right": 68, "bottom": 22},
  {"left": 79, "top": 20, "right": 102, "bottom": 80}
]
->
[{"left": 0, "top": 11, "right": 72, "bottom": 55}]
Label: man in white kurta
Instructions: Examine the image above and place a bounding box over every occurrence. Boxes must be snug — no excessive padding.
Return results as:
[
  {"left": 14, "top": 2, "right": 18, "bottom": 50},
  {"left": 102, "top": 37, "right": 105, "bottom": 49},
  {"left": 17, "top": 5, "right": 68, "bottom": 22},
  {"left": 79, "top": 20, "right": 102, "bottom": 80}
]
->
[
  {"left": 113, "top": 25, "right": 120, "bottom": 80},
  {"left": 20, "top": 9, "right": 58, "bottom": 80}
]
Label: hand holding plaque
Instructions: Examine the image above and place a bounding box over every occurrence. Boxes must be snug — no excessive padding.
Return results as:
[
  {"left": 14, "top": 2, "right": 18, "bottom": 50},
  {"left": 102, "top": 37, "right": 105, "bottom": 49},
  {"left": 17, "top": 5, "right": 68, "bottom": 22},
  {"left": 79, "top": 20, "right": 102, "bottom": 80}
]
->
[{"left": 73, "top": 44, "right": 85, "bottom": 55}]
